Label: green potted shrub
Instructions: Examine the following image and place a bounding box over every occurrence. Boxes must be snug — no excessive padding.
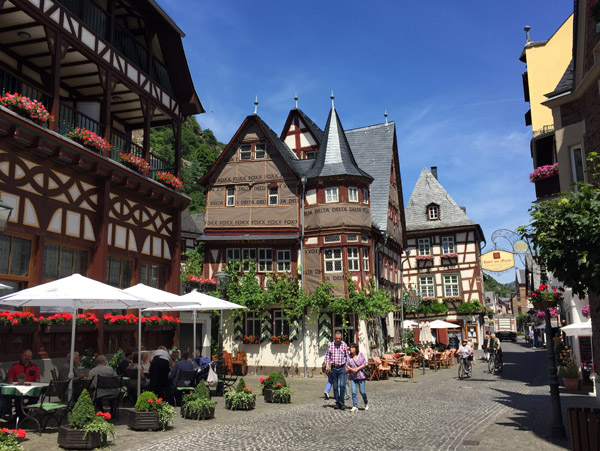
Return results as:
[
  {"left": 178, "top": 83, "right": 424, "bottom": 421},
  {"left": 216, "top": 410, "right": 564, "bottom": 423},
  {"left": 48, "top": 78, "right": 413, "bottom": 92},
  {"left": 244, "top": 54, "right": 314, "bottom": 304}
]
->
[
  {"left": 57, "top": 389, "right": 114, "bottom": 449},
  {"left": 181, "top": 382, "right": 216, "bottom": 420},
  {"left": 272, "top": 385, "right": 292, "bottom": 404},
  {"left": 263, "top": 372, "right": 289, "bottom": 403},
  {"left": 128, "top": 391, "right": 174, "bottom": 431},
  {"left": 224, "top": 378, "right": 255, "bottom": 411},
  {"left": 558, "top": 362, "right": 580, "bottom": 392},
  {"left": 0, "top": 428, "right": 26, "bottom": 451}
]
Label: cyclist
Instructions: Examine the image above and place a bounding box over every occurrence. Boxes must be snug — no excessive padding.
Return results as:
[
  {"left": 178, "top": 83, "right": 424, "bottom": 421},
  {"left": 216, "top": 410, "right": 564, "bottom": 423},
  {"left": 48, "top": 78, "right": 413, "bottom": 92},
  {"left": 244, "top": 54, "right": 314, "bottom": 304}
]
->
[
  {"left": 456, "top": 339, "right": 473, "bottom": 369},
  {"left": 488, "top": 333, "right": 503, "bottom": 368}
]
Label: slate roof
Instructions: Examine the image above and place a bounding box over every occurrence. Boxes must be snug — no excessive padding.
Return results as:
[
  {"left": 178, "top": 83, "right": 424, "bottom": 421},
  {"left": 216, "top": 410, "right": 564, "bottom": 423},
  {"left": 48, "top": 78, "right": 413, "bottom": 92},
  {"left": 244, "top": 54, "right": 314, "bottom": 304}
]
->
[
  {"left": 545, "top": 59, "right": 574, "bottom": 98},
  {"left": 405, "top": 168, "right": 476, "bottom": 232},
  {"left": 346, "top": 122, "right": 396, "bottom": 231},
  {"left": 181, "top": 210, "right": 203, "bottom": 234},
  {"left": 294, "top": 108, "right": 324, "bottom": 143},
  {"left": 306, "top": 106, "right": 373, "bottom": 181},
  {"left": 253, "top": 114, "right": 301, "bottom": 172}
]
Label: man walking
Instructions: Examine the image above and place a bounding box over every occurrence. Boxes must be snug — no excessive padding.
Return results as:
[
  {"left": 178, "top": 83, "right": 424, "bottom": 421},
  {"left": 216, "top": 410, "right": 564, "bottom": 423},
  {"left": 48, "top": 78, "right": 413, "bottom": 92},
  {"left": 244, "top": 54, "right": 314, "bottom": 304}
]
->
[{"left": 324, "top": 330, "right": 349, "bottom": 410}]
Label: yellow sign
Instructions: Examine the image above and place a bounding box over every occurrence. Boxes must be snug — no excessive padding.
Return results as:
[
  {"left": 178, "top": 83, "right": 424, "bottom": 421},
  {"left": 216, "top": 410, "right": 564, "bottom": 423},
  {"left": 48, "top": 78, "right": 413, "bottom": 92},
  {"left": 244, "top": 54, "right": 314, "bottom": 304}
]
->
[
  {"left": 513, "top": 241, "right": 528, "bottom": 253},
  {"left": 481, "top": 250, "right": 515, "bottom": 272}
]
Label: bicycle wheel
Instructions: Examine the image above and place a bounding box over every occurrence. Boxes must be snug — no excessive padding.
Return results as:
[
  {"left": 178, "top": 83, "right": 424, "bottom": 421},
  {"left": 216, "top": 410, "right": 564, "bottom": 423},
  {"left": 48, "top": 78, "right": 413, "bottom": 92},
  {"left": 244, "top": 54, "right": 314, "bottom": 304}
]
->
[
  {"left": 496, "top": 359, "right": 503, "bottom": 374},
  {"left": 488, "top": 356, "right": 495, "bottom": 374},
  {"left": 458, "top": 362, "right": 466, "bottom": 380},
  {"left": 467, "top": 363, "right": 472, "bottom": 378}
]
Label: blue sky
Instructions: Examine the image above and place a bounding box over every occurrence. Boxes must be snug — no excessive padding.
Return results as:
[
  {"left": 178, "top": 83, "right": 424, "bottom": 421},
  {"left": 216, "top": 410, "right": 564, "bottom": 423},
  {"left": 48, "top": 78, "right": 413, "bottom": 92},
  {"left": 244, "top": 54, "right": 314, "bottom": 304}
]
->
[{"left": 159, "top": 1, "right": 573, "bottom": 283}]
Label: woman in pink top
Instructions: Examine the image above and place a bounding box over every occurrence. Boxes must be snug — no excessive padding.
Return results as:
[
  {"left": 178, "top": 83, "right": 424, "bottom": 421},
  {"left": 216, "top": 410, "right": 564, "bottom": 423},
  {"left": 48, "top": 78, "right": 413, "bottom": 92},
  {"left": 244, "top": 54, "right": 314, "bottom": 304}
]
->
[{"left": 346, "top": 343, "right": 369, "bottom": 412}]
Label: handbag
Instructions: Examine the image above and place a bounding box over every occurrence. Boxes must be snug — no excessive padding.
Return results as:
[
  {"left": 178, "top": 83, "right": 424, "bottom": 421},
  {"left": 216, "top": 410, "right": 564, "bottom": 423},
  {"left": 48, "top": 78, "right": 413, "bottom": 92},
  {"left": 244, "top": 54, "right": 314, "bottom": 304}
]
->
[
  {"left": 207, "top": 364, "right": 218, "bottom": 387},
  {"left": 362, "top": 367, "right": 371, "bottom": 379}
]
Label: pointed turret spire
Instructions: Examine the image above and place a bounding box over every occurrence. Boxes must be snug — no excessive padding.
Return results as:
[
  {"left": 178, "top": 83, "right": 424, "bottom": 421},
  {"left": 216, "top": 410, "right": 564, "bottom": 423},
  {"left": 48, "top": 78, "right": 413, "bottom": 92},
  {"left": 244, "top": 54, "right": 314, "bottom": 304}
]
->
[
  {"left": 330, "top": 91, "right": 335, "bottom": 108},
  {"left": 384, "top": 110, "right": 388, "bottom": 125},
  {"left": 253, "top": 96, "right": 259, "bottom": 115},
  {"left": 294, "top": 93, "right": 298, "bottom": 109}
]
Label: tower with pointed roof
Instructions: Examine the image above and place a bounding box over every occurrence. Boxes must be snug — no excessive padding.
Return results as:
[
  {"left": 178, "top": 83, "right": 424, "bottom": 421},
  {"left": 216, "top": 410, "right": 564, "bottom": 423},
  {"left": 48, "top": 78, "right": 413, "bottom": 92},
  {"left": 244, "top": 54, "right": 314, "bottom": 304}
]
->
[
  {"left": 403, "top": 167, "right": 485, "bottom": 347},
  {"left": 198, "top": 97, "right": 406, "bottom": 372}
]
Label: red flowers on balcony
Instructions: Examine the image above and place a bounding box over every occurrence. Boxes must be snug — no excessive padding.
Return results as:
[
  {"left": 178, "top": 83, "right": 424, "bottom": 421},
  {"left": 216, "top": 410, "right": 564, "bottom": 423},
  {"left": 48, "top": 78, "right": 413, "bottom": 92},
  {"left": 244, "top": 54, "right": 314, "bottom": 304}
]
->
[
  {"left": 104, "top": 313, "right": 138, "bottom": 325},
  {"left": 156, "top": 171, "right": 183, "bottom": 191},
  {"left": 529, "top": 163, "right": 558, "bottom": 183},
  {"left": 119, "top": 152, "right": 150, "bottom": 173},
  {"left": 67, "top": 127, "right": 111, "bottom": 154},
  {"left": 0, "top": 92, "right": 53, "bottom": 125}
]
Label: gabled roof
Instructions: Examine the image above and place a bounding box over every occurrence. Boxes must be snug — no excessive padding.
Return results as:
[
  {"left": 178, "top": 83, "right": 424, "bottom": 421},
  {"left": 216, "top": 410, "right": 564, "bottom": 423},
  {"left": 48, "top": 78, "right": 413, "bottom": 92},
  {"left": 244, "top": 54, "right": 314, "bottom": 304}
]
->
[
  {"left": 306, "top": 106, "right": 372, "bottom": 181},
  {"left": 405, "top": 168, "right": 476, "bottom": 232},
  {"left": 280, "top": 108, "right": 324, "bottom": 144},
  {"left": 346, "top": 122, "right": 396, "bottom": 231}
]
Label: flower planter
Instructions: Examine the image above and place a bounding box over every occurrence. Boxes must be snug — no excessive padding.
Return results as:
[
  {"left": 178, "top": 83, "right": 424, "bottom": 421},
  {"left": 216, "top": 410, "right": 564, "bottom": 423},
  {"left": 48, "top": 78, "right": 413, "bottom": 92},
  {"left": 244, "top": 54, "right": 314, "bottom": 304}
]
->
[
  {"left": 417, "top": 259, "right": 433, "bottom": 269},
  {"left": 563, "top": 377, "right": 579, "bottom": 392},
  {"left": 11, "top": 324, "right": 38, "bottom": 334},
  {"left": 272, "top": 393, "right": 291, "bottom": 404},
  {"left": 263, "top": 387, "right": 273, "bottom": 402},
  {"left": 0, "top": 325, "right": 11, "bottom": 333},
  {"left": 225, "top": 394, "right": 256, "bottom": 411},
  {"left": 127, "top": 411, "right": 161, "bottom": 431},
  {"left": 57, "top": 426, "right": 106, "bottom": 450},
  {"left": 441, "top": 257, "right": 458, "bottom": 266},
  {"left": 104, "top": 323, "right": 124, "bottom": 332},
  {"left": 161, "top": 325, "right": 175, "bottom": 332},
  {"left": 43, "top": 324, "right": 72, "bottom": 333},
  {"left": 77, "top": 325, "right": 96, "bottom": 333},
  {"left": 271, "top": 341, "right": 291, "bottom": 345},
  {"left": 533, "top": 300, "right": 558, "bottom": 310},
  {"left": 144, "top": 324, "right": 162, "bottom": 332},
  {"left": 122, "top": 324, "right": 137, "bottom": 332},
  {"left": 263, "top": 388, "right": 290, "bottom": 403},
  {"left": 181, "top": 406, "right": 215, "bottom": 420}
]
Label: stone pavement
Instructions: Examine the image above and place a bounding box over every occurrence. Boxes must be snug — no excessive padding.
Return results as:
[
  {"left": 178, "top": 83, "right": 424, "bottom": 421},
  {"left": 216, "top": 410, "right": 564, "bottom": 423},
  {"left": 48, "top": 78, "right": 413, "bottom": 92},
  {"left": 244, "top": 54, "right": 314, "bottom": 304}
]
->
[{"left": 19, "top": 341, "right": 600, "bottom": 450}]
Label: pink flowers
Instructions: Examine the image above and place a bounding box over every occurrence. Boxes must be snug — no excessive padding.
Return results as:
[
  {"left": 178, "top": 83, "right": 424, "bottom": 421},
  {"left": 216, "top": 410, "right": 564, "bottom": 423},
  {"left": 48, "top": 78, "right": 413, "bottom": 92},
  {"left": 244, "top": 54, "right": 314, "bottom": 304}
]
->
[
  {"left": 441, "top": 253, "right": 458, "bottom": 259},
  {"left": 582, "top": 305, "right": 591, "bottom": 319},
  {"left": 416, "top": 254, "right": 433, "bottom": 261},
  {"left": 67, "top": 127, "right": 111, "bottom": 153},
  {"left": 0, "top": 92, "right": 53, "bottom": 125},
  {"left": 185, "top": 275, "right": 216, "bottom": 284},
  {"left": 119, "top": 153, "right": 150, "bottom": 173},
  {"left": 529, "top": 163, "right": 558, "bottom": 183},
  {"left": 156, "top": 171, "right": 184, "bottom": 191}
]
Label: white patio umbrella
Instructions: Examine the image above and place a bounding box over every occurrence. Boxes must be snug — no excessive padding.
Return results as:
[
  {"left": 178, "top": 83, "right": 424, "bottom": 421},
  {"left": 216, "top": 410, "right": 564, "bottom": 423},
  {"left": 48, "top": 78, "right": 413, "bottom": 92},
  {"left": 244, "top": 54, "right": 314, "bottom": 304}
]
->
[
  {"left": 403, "top": 320, "right": 418, "bottom": 328},
  {"left": 561, "top": 321, "right": 594, "bottom": 396},
  {"left": 144, "top": 290, "right": 246, "bottom": 366},
  {"left": 0, "top": 274, "right": 176, "bottom": 384},
  {"left": 419, "top": 321, "right": 433, "bottom": 344},
  {"left": 0, "top": 283, "right": 13, "bottom": 291},
  {"left": 429, "top": 319, "right": 460, "bottom": 329}
]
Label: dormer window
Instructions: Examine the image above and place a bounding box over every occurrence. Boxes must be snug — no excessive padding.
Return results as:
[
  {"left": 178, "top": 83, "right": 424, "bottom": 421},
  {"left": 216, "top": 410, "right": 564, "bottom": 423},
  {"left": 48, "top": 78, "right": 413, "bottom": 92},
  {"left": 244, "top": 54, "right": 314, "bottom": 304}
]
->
[
  {"left": 239, "top": 142, "right": 266, "bottom": 160},
  {"left": 427, "top": 204, "right": 439, "bottom": 220}
]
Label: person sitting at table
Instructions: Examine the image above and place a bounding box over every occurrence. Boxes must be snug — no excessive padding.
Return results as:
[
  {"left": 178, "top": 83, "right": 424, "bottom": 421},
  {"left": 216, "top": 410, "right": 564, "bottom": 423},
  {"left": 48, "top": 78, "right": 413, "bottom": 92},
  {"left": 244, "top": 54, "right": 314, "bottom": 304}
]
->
[
  {"left": 88, "top": 355, "right": 118, "bottom": 412},
  {"left": 127, "top": 353, "right": 149, "bottom": 388},
  {"left": 140, "top": 352, "right": 150, "bottom": 373},
  {"left": 7, "top": 349, "right": 40, "bottom": 383},
  {"left": 58, "top": 352, "right": 85, "bottom": 381},
  {"left": 149, "top": 348, "right": 171, "bottom": 400},
  {"left": 117, "top": 351, "right": 133, "bottom": 376},
  {"left": 170, "top": 349, "right": 180, "bottom": 363}
]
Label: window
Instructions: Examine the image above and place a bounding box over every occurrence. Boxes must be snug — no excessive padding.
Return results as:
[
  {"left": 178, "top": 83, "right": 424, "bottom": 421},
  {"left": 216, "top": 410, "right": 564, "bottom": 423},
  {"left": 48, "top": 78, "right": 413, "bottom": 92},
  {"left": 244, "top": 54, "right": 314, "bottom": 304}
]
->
[
  {"left": 268, "top": 186, "right": 278, "bottom": 205},
  {"left": 242, "top": 248, "right": 256, "bottom": 272},
  {"left": 140, "top": 263, "right": 166, "bottom": 289},
  {"left": 333, "top": 313, "right": 355, "bottom": 344},
  {"left": 347, "top": 247, "right": 360, "bottom": 271},
  {"left": 348, "top": 187, "right": 359, "bottom": 202},
  {"left": 0, "top": 236, "right": 31, "bottom": 277},
  {"left": 227, "top": 248, "right": 241, "bottom": 264},
  {"left": 106, "top": 256, "right": 132, "bottom": 288},
  {"left": 324, "top": 235, "right": 341, "bottom": 243},
  {"left": 347, "top": 234, "right": 358, "bottom": 242},
  {"left": 441, "top": 236, "right": 455, "bottom": 254},
  {"left": 43, "top": 244, "right": 88, "bottom": 280},
  {"left": 324, "top": 248, "right": 343, "bottom": 272},
  {"left": 362, "top": 248, "right": 370, "bottom": 271},
  {"left": 245, "top": 311, "right": 261, "bottom": 337},
  {"left": 226, "top": 188, "right": 235, "bottom": 207},
  {"left": 240, "top": 144, "right": 252, "bottom": 160},
  {"left": 273, "top": 309, "right": 290, "bottom": 337},
  {"left": 443, "top": 274, "right": 460, "bottom": 296},
  {"left": 571, "top": 146, "right": 586, "bottom": 185},
  {"left": 362, "top": 188, "right": 369, "bottom": 204},
  {"left": 258, "top": 248, "right": 273, "bottom": 272},
  {"left": 277, "top": 250, "right": 291, "bottom": 272},
  {"left": 255, "top": 143, "right": 266, "bottom": 159},
  {"left": 306, "top": 151, "right": 315, "bottom": 159},
  {"left": 419, "top": 276, "right": 435, "bottom": 298},
  {"left": 361, "top": 235, "right": 368, "bottom": 243},
  {"left": 428, "top": 205, "right": 439, "bottom": 220},
  {"left": 417, "top": 238, "right": 431, "bottom": 255},
  {"left": 325, "top": 187, "right": 339, "bottom": 203}
]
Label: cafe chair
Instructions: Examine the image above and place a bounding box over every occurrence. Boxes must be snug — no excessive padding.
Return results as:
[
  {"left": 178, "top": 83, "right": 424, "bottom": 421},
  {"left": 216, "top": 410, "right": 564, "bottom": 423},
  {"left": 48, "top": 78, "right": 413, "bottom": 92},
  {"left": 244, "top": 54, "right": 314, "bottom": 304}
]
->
[
  {"left": 172, "top": 369, "right": 197, "bottom": 407},
  {"left": 93, "top": 375, "right": 124, "bottom": 420},
  {"left": 24, "top": 379, "right": 70, "bottom": 433}
]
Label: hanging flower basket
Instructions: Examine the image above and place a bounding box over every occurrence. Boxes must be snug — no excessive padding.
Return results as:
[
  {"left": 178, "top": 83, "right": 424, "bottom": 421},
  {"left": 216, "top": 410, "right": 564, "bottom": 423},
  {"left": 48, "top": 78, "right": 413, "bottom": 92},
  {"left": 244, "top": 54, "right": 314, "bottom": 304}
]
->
[
  {"left": 529, "top": 284, "right": 564, "bottom": 310},
  {"left": 0, "top": 92, "right": 54, "bottom": 126},
  {"left": 119, "top": 153, "right": 150, "bottom": 173},
  {"left": 529, "top": 163, "right": 558, "bottom": 183},
  {"left": 156, "top": 171, "right": 183, "bottom": 191}
]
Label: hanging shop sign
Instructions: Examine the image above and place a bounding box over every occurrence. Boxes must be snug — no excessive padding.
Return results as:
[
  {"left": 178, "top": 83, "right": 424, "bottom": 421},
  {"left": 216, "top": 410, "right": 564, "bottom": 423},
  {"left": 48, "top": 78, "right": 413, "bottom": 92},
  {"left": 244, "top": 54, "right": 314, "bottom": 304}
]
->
[{"left": 481, "top": 250, "right": 515, "bottom": 272}]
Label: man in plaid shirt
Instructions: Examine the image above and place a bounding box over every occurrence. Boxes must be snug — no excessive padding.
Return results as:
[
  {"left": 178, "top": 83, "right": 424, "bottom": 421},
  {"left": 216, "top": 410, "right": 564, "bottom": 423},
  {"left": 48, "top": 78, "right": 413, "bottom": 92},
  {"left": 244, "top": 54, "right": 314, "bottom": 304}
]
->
[{"left": 325, "top": 330, "right": 349, "bottom": 410}]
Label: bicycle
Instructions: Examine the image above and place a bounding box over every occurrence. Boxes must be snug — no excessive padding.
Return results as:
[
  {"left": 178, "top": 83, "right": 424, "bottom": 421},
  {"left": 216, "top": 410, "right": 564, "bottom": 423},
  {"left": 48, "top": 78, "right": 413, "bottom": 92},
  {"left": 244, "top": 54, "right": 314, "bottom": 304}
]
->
[
  {"left": 458, "top": 356, "right": 472, "bottom": 380},
  {"left": 488, "top": 349, "right": 503, "bottom": 375}
]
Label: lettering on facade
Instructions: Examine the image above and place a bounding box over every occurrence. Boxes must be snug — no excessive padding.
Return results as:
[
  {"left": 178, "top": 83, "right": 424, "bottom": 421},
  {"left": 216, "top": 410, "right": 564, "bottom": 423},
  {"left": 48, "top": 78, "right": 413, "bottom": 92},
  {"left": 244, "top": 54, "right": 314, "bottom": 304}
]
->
[
  {"left": 305, "top": 248, "right": 319, "bottom": 254},
  {"left": 210, "top": 201, "right": 224, "bottom": 206}
]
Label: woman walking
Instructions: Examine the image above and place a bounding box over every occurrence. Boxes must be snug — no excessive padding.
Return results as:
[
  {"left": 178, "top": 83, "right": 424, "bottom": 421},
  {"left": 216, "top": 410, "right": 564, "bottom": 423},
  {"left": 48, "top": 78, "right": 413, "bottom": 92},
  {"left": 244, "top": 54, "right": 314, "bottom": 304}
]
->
[{"left": 346, "top": 343, "right": 369, "bottom": 412}]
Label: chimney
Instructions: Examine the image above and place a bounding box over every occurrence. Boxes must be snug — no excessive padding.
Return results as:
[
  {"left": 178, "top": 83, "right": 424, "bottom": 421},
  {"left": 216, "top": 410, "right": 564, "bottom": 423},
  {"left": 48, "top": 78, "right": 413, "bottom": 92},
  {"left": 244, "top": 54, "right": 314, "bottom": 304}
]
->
[
  {"left": 430, "top": 166, "right": 438, "bottom": 180},
  {"left": 524, "top": 25, "right": 531, "bottom": 43},
  {"left": 460, "top": 206, "right": 466, "bottom": 214}
]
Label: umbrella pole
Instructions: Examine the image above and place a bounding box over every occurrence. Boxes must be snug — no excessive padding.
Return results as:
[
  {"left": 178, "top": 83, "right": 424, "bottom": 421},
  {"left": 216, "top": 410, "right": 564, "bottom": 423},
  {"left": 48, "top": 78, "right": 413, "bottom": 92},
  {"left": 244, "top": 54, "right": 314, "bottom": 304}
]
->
[
  {"left": 193, "top": 309, "right": 197, "bottom": 359},
  {"left": 138, "top": 308, "right": 142, "bottom": 399}
]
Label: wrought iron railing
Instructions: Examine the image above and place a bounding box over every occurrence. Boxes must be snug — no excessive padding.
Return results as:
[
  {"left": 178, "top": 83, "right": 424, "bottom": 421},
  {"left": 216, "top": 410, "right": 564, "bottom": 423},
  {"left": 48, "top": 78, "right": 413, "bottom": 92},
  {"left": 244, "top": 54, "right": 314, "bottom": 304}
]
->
[{"left": 58, "top": 103, "right": 104, "bottom": 137}]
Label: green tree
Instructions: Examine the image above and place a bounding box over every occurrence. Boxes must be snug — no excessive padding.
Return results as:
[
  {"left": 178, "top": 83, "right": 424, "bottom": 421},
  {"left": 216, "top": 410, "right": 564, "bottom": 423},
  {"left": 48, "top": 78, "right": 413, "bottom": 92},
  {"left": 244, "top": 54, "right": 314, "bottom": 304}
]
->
[{"left": 518, "top": 152, "right": 600, "bottom": 372}]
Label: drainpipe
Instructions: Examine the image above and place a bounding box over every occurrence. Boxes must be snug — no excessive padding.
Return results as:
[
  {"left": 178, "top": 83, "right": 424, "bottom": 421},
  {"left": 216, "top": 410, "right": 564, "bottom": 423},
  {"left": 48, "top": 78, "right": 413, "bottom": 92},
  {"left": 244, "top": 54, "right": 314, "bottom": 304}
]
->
[
  {"left": 400, "top": 249, "right": 411, "bottom": 347},
  {"left": 300, "top": 176, "right": 308, "bottom": 378}
]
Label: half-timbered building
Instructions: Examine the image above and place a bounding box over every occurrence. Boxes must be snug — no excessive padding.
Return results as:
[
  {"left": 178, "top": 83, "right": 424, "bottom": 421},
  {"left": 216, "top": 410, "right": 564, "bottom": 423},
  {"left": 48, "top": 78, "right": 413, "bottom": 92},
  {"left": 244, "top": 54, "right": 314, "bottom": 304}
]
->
[
  {"left": 0, "top": 0, "right": 202, "bottom": 362},
  {"left": 403, "top": 167, "right": 486, "bottom": 348},
  {"left": 199, "top": 98, "right": 406, "bottom": 374}
]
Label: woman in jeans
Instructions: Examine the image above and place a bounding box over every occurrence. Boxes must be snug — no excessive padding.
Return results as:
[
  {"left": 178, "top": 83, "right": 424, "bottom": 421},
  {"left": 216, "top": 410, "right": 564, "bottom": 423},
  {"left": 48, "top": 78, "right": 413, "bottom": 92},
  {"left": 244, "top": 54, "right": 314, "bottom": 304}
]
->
[{"left": 346, "top": 343, "right": 368, "bottom": 412}]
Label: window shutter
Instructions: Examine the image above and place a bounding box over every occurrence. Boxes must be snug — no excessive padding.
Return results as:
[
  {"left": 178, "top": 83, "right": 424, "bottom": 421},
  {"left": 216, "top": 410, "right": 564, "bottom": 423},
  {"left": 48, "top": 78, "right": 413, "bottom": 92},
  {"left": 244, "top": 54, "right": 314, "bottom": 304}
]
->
[
  {"left": 289, "top": 315, "right": 299, "bottom": 341},
  {"left": 260, "top": 310, "right": 272, "bottom": 342},
  {"left": 233, "top": 314, "right": 243, "bottom": 341},
  {"left": 318, "top": 312, "right": 332, "bottom": 350}
]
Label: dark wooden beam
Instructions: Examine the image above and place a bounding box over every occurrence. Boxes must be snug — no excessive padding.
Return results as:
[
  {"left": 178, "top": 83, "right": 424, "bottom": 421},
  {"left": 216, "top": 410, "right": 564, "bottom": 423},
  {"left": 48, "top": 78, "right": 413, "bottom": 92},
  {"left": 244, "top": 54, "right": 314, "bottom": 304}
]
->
[
  {"left": 0, "top": 6, "right": 18, "bottom": 16},
  {"left": 0, "top": 22, "right": 38, "bottom": 34},
  {"left": 27, "top": 47, "right": 76, "bottom": 60},
  {"left": 4, "top": 37, "right": 46, "bottom": 48},
  {"left": 69, "top": 81, "right": 103, "bottom": 90},
  {"left": 61, "top": 72, "right": 99, "bottom": 81}
]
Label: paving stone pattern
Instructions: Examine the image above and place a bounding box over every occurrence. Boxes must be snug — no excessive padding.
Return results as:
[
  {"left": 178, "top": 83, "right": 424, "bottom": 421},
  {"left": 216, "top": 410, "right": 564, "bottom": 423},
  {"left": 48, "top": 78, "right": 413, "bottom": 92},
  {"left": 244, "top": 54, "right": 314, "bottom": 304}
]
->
[{"left": 21, "top": 342, "right": 600, "bottom": 450}]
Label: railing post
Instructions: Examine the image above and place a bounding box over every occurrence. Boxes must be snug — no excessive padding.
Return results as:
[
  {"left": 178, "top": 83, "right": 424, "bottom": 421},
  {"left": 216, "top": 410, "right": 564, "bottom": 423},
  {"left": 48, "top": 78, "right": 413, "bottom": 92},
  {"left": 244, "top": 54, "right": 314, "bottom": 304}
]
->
[{"left": 45, "top": 28, "right": 68, "bottom": 132}]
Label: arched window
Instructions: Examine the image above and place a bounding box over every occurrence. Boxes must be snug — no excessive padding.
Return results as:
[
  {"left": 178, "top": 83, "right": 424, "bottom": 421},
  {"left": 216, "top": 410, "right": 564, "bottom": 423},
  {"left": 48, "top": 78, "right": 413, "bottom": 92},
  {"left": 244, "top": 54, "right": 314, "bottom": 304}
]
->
[{"left": 427, "top": 204, "right": 439, "bottom": 220}]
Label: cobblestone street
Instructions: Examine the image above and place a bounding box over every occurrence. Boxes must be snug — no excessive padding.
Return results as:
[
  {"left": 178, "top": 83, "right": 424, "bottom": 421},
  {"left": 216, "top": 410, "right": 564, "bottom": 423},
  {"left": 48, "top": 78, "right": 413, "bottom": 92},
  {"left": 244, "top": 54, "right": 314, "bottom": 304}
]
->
[{"left": 21, "top": 341, "right": 600, "bottom": 451}]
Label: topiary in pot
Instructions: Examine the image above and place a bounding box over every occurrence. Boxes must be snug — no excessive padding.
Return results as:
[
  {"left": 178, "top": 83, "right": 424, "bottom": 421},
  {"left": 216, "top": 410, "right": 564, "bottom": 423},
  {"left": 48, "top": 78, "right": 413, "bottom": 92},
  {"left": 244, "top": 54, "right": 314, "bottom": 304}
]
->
[
  {"left": 128, "top": 391, "right": 161, "bottom": 431},
  {"left": 225, "top": 379, "right": 255, "bottom": 411}
]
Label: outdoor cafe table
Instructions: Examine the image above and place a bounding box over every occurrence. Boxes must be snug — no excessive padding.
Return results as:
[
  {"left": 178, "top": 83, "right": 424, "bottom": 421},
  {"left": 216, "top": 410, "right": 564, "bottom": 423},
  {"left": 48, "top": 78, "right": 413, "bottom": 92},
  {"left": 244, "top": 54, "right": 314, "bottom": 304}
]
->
[{"left": 0, "top": 382, "right": 48, "bottom": 433}]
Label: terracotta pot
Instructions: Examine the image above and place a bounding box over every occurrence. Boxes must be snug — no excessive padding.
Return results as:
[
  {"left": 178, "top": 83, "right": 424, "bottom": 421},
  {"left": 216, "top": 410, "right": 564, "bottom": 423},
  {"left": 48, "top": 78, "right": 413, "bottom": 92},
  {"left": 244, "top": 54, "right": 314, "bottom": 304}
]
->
[
  {"left": 563, "top": 377, "right": 579, "bottom": 392},
  {"left": 127, "top": 410, "right": 161, "bottom": 431},
  {"left": 57, "top": 426, "right": 105, "bottom": 449}
]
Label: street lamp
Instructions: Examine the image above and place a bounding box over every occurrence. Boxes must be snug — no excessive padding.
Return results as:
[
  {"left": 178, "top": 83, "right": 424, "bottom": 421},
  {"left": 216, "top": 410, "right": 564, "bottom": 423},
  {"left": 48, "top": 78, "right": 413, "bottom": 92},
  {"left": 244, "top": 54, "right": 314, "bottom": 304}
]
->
[
  {"left": 214, "top": 270, "right": 229, "bottom": 396},
  {"left": 0, "top": 200, "right": 13, "bottom": 234},
  {"left": 399, "top": 249, "right": 411, "bottom": 346}
]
